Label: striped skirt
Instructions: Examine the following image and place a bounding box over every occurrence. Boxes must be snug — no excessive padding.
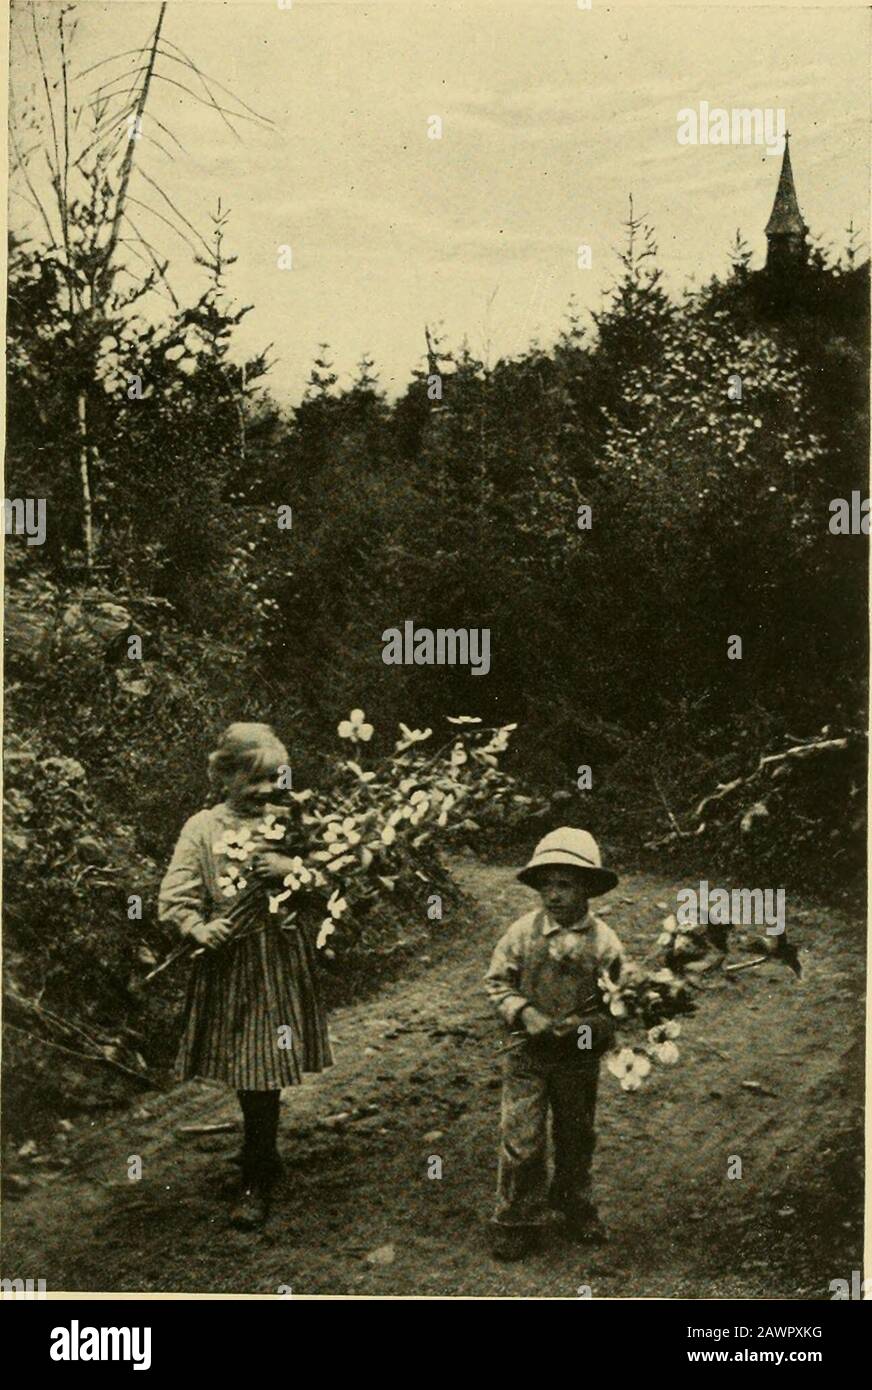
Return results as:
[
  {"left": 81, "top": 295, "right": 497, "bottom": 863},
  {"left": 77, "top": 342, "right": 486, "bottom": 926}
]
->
[{"left": 176, "top": 918, "right": 333, "bottom": 1090}]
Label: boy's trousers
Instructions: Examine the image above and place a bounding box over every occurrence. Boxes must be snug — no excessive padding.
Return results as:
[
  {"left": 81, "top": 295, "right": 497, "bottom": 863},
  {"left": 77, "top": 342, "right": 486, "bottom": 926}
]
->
[{"left": 493, "top": 1041, "right": 600, "bottom": 1228}]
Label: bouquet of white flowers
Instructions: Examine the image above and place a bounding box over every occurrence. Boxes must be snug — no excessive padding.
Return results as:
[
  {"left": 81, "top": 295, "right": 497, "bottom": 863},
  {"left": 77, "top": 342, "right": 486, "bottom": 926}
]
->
[
  {"left": 145, "top": 710, "right": 538, "bottom": 985},
  {"left": 145, "top": 802, "right": 337, "bottom": 981},
  {"left": 598, "top": 949, "right": 697, "bottom": 1092}
]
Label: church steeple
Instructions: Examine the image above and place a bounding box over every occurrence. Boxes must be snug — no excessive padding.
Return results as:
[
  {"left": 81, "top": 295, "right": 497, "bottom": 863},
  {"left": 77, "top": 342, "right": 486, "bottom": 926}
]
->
[{"left": 765, "top": 133, "right": 808, "bottom": 271}]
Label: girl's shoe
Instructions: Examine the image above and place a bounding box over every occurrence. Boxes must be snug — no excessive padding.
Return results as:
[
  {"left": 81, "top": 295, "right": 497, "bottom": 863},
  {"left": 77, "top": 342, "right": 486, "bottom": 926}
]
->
[
  {"left": 229, "top": 1150, "right": 278, "bottom": 1230},
  {"left": 229, "top": 1180, "right": 270, "bottom": 1230}
]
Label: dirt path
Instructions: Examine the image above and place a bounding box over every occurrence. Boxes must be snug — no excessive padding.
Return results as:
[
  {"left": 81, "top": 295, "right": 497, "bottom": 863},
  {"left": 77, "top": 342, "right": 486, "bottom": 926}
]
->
[{"left": 2, "top": 855, "right": 864, "bottom": 1298}]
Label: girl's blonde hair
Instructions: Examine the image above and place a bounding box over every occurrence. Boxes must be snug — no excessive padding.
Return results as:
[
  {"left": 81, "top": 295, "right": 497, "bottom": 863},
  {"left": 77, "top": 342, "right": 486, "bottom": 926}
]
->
[{"left": 208, "top": 722, "right": 289, "bottom": 795}]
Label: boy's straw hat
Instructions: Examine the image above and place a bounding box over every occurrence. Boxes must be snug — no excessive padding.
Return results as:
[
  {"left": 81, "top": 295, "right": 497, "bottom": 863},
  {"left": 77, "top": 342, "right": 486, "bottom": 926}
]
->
[{"left": 517, "top": 827, "right": 618, "bottom": 897}]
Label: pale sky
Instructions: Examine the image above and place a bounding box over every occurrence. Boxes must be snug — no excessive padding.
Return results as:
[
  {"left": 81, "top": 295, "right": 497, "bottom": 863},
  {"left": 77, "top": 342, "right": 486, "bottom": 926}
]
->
[{"left": 9, "top": 0, "right": 871, "bottom": 404}]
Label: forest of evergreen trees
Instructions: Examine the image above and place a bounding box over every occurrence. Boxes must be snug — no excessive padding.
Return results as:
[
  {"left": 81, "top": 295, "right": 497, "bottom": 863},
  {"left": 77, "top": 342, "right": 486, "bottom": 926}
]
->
[
  {"left": 6, "top": 203, "right": 869, "bottom": 847},
  {"left": 5, "top": 154, "right": 869, "bottom": 1142}
]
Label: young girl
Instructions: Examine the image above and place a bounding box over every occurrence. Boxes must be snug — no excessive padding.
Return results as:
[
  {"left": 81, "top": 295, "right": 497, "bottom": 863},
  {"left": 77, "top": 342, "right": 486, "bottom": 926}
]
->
[{"left": 158, "top": 722, "right": 332, "bottom": 1230}]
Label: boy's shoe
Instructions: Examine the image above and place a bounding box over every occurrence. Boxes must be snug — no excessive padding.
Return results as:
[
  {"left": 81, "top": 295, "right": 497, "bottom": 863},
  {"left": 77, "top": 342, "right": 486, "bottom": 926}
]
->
[
  {"left": 563, "top": 1204, "right": 608, "bottom": 1245},
  {"left": 490, "top": 1225, "right": 539, "bottom": 1262}
]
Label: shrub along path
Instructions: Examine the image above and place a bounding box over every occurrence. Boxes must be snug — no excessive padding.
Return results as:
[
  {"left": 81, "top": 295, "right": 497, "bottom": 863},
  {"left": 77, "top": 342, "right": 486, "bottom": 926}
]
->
[{"left": 2, "top": 853, "right": 864, "bottom": 1298}]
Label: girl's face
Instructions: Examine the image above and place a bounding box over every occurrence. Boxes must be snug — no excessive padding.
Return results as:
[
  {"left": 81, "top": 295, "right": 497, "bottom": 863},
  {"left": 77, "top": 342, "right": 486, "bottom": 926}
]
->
[
  {"left": 226, "top": 754, "right": 286, "bottom": 813},
  {"left": 536, "top": 867, "right": 590, "bottom": 927}
]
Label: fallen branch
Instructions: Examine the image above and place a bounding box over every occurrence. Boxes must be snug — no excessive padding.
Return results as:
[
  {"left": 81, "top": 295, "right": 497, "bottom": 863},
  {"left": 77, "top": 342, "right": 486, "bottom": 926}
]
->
[
  {"left": 5, "top": 987, "right": 157, "bottom": 1086},
  {"left": 694, "top": 777, "right": 743, "bottom": 820},
  {"left": 756, "top": 736, "right": 848, "bottom": 776},
  {"left": 2, "top": 1020, "right": 156, "bottom": 1088},
  {"left": 652, "top": 772, "right": 690, "bottom": 839},
  {"left": 177, "top": 1121, "right": 237, "bottom": 1136},
  {"left": 646, "top": 728, "right": 864, "bottom": 853},
  {"left": 724, "top": 955, "right": 769, "bottom": 973}
]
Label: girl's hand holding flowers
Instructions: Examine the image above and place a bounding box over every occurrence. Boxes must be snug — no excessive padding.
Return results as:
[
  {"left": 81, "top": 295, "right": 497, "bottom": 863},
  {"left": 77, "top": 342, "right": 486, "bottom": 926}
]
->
[
  {"left": 191, "top": 917, "right": 233, "bottom": 950},
  {"left": 251, "top": 851, "right": 299, "bottom": 881}
]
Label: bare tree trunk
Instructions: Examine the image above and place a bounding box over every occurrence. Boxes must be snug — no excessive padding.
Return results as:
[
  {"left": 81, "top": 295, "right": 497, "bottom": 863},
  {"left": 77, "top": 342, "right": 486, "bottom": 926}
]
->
[
  {"left": 97, "top": 2, "right": 167, "bottom": 300},
  {"left": 77, "top": 391, "right": 94, "bottom": 571},
  {"left": 81, "top": 2, "right": 165, "bottom": 568},
  {"left": 239, "top": 361, "right": 246, "bottom": 467}
]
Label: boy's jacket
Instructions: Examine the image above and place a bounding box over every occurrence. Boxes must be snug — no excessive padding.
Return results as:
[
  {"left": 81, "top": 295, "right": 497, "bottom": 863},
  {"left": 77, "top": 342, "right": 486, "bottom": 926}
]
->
[{"left": 485, "top": 908, "right": 624, "bottom": 1056}]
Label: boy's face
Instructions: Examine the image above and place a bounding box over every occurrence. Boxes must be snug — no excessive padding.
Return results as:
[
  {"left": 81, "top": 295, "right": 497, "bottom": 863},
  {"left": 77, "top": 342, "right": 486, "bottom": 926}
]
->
[{"left": 535, "top": 867, "right": 590, "bottom": 927}]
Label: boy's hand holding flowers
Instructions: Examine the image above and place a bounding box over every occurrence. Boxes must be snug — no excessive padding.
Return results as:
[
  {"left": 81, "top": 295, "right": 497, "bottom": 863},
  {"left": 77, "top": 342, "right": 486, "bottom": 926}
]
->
[
  {"left": 520, "top": 1004, "right": 554, "bottom": 1037},
  {"left": 552, "top": 1009, "right": 616, "bottom": 1052}
]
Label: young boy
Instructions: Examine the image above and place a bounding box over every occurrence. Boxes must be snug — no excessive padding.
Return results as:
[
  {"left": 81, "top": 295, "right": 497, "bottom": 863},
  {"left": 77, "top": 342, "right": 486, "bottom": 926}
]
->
[{"left": 484, "top": 827, "right": 624, "bottom": 1261}]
